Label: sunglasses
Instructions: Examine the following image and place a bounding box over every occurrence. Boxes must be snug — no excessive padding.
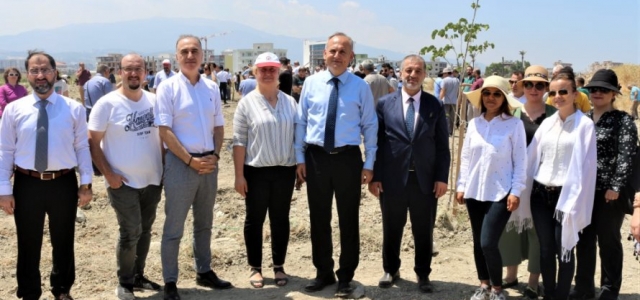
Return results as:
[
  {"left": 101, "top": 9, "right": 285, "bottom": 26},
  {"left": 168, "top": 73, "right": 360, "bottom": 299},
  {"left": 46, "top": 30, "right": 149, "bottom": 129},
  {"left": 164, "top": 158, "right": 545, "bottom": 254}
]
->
[
  {"left": 588, "top": 87, "right": 611, "bottom": 94},
  {"left": 481, "top": 90, "right": 503, "bottom": 98},
  {"left": 523, "top": 81, "right": 547, "bottom": 91},
  {"left": 8, "top": 73, "right": 19, "bottom": 77},
  {"left": 548, "top": 89, "right": 569, "bottom": 97}
]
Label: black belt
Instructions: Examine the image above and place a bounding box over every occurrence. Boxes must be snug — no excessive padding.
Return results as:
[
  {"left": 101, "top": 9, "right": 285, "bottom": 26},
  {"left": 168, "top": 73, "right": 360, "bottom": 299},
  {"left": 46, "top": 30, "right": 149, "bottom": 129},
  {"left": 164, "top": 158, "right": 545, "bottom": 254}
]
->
[
  {"left": 189, "top": 151, "right": 215, "bottom": 157},
  {"left": 15, "top": 167, "right": 72, "bottom": 180},
  {"left": 534, "top": 181, "right": 562, "bottom": 193},
  {"left": 307, "top": 144, "right": 358, "bottom": 154}
]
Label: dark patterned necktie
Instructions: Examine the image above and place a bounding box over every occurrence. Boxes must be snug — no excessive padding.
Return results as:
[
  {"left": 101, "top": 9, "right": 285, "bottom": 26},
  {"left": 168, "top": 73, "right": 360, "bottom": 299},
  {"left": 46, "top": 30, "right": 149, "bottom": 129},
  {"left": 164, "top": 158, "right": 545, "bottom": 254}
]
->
[
  {"left": 406, "top": 97, "right": 415, "bottom": 138},
  {"left": 324, "top": 77, "right": 340, "bottom": 152},
  {"left": 34, "top": 100, "right": 49, "bottom": 173}
]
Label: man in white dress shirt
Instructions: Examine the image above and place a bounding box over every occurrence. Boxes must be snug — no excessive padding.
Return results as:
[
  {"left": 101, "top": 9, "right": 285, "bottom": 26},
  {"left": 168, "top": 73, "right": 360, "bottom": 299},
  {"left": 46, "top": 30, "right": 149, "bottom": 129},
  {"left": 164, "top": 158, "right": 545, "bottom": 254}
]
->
[
  {"left": 0, "top": 50, "right": 93, "bottom": 300},
  {"left": 155, "top": 35, "right": 231, "bottom": 300}
]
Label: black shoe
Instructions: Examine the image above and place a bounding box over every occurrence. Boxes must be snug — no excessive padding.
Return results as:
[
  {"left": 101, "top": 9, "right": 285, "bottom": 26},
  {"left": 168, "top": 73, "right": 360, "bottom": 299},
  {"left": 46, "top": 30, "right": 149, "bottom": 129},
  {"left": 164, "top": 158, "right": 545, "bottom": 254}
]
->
[
  {"left": 134, "top": 274, "right": 162, "bottom": 291},
  {"left": 163, "top": 282, "right": 180, "bottom": 300},
  {"left": 196, "top": 270, "right": 233, "bottom": 289},
  {"left": 304, "top": 275, "right": 336, "bottom": 292},
  {"left": 335, "top": 281, "right": 353, "bottom": 298},
  {"left": 568, "top": 289, "right": 596, "bottom": 300},
  {"left": 418, "top": 276, "right": 433, "bottom": 293},
  {"left": 378, "top": 271, "right": 400, "bottom": 288}
]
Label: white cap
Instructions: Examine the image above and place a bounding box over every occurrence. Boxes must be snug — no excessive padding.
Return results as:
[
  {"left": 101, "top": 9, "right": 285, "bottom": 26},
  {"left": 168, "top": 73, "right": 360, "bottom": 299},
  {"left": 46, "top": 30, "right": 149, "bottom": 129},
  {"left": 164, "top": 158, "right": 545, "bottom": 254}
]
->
[
  {"left": 254, "top": 52, "right": 281, "bottom": 68},
  {"left": 162, "top": 59, "right": 171, "bottom": 65}
]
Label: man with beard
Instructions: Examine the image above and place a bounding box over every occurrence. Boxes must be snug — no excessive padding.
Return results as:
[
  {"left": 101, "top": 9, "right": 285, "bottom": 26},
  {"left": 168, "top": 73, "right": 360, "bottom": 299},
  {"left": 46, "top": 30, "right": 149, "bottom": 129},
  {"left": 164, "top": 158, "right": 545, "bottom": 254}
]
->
[
  {"left": 155, "top": 35, "right": 231, "bottom": 300},
  {"left": 461, "top": 66, "right": 475, "bottom": 93},
  {"left": 152, "top": 59, "right": 175, "bottom": 93},
  {"left": 508, "top": 71, "right": 526, "bottom": 104},
  {"left": 370, "top": 55, "right": 449, "bottom": 294},
  {"left": 76, "top": 62, "right": 91, "bottom": 104},
  {"left": 0, "top": 50, "right": 93, "bottom": 300},
  {"left": 88, "top": 54, "right": 163, "bottom": 300}
]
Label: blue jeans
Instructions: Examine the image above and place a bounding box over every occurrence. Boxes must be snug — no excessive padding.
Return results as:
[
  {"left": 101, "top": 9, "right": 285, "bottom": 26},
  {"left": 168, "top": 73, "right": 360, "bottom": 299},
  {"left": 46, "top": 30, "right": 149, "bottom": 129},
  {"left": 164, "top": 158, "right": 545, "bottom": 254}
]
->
[
  {"left": 530, "top": 181, "right": 574, "bottom": 300},
  {"left": 466, "top": 197, "right": 512, "bottom": 287},
  {"left": 108, "top": 184, "right": 162, "bottom": 285}
]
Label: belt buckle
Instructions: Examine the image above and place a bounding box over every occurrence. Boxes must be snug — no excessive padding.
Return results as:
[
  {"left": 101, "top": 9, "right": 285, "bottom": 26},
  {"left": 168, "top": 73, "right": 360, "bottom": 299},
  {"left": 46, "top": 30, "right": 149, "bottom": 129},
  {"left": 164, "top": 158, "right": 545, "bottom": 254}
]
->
[
  {"left": 329, "top": 150, "right": 339, "bottom": 154},
  {"left": 40, "top": 172, "right": 55, "bottom": 180}
]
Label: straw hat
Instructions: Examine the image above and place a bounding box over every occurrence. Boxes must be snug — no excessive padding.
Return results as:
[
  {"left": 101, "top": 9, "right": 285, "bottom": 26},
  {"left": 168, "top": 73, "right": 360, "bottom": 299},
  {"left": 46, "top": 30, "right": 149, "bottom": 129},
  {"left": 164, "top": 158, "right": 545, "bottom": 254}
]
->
[
  {"left": 521, "top": 65, "right": 549, "bottom": 82},
  {"left": 465, "top": 75, "right": 523, "bottom": 109}
]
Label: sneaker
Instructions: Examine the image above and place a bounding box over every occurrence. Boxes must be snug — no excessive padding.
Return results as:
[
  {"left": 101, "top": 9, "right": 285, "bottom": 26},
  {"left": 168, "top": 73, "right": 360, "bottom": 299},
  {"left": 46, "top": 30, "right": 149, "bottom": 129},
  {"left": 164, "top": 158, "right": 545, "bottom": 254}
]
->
[
  {"left": 523, "top": 286, "right": 539, "bottom": 299},
  {"left": 489, "top": 290, "right": 506, "bottom": 300},
  {"left": 115, "top": 285, "right": 135, "bottom": 300},
  {"left": 470, "top": 287, "right": 490, "bottom": 300},
  {"left": 134, "top": 274, "right": 162, "bottom": 291}
]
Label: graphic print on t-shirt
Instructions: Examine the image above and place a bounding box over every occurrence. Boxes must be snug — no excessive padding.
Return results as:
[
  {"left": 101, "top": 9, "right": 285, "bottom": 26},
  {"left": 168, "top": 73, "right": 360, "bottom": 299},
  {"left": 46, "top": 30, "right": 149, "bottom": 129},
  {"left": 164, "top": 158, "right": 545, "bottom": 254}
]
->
[{"left": 125, "top": 107, "right": 155, "bottom": 136}]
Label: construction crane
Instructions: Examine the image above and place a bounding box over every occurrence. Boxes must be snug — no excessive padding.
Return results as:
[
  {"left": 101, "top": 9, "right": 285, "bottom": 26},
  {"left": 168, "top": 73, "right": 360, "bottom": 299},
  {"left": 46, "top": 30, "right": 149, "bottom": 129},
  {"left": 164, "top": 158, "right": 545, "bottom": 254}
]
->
[{"left": 200, "top": 32, "right": 230, "bottom": 63}]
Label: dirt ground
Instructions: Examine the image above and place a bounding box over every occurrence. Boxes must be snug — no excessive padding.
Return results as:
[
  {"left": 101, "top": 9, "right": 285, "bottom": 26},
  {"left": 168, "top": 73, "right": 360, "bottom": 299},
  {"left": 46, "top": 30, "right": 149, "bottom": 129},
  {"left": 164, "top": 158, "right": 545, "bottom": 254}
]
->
[{"left": 0, "top": 86, "right": 639, "bottom": 300}]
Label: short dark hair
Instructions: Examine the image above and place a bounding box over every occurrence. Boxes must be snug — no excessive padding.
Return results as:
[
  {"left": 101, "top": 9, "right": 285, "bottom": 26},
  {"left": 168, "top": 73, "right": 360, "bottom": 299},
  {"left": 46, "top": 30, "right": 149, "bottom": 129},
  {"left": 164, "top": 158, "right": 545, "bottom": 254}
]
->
[
  {"left": 381, "top": 63, "right": 392, "bottom": 69},
  {"left": 576, "top": 77, "right": 585, "bottom": 86},
  {"left": 512, "top": 71, "right": 524, "bottom": 78},
  {"left": 25, "top": 50, "right": 56, "bottom": 71}
]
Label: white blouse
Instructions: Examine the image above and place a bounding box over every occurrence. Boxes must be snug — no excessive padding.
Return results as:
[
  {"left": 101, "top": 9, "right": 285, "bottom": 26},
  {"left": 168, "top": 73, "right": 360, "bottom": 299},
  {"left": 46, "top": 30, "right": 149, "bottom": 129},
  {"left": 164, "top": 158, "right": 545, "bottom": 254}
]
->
[
  {"left": 534, "top": 113, "right": 576, "bottom": 186},
  {"left": 457, "top": 113, "right": 528, "bottom": 201}
]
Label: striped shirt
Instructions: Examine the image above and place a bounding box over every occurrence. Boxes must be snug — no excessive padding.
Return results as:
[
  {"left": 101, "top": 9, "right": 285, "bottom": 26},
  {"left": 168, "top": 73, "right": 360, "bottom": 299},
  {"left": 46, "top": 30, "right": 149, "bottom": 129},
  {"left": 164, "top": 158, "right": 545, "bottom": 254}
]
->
[{"left": 233, "top": 90, "right": 297, "bottom": 167}]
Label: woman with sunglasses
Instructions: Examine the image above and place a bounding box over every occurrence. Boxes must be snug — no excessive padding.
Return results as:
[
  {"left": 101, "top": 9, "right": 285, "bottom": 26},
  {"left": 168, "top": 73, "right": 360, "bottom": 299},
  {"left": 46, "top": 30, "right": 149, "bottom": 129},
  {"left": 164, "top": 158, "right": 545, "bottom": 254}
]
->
[
  {"left": 569, "top": 69, "right": 637, "bottom": 300},
  {"left": 0, "top": 68, "right": 28, "bottom": 118},
  {"left": 497, "top": 65, "right": 556, "bottom": 299},
  {"left": 202, "top": 63, "right": 219, "bottom": 85},
  {"left": 232, "top": 52, "right": 297, "bottom": 289},
  {"left": 457, "top": 76, "right": 527, "bottom": 300},
  {"left": 523, "top": 69, "right": 596, "bottom": 300}
]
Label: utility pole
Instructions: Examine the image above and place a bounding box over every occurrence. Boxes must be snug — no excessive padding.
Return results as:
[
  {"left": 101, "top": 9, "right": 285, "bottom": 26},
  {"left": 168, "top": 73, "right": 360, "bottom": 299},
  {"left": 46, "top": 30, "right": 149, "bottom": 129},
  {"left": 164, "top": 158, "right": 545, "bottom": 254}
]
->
[{"left": 200, "top": 32, "right": 230, "bottom": 63}]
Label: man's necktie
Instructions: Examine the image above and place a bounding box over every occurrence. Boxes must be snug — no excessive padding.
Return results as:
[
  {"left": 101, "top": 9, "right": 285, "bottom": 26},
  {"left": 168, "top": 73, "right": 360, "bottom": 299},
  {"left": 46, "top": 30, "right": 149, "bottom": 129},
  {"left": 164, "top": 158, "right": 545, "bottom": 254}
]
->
[
  {"left": 406, "top": 97, "right": 415, "bottom": 138},
  {"left": 324, "top": 77, "right": 340, "bottom": 152},
  {"left": 34, "top": 100, "right": 48, "bottom": 173}
]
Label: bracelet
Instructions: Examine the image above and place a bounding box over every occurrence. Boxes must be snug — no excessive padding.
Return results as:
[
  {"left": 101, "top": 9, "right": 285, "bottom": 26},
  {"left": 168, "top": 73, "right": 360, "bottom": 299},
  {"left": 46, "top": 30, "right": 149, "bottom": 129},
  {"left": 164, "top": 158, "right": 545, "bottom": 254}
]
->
[{"left": 187, "top": 156, "right": 193, "bottom": 166}]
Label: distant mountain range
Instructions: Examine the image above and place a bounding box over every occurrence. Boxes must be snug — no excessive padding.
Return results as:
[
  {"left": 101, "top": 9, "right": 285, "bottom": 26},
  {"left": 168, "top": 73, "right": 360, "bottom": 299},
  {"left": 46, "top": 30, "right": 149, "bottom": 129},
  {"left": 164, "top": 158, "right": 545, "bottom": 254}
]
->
[{"left": 0, "top": 17, "right": 409, "bottom": 67}]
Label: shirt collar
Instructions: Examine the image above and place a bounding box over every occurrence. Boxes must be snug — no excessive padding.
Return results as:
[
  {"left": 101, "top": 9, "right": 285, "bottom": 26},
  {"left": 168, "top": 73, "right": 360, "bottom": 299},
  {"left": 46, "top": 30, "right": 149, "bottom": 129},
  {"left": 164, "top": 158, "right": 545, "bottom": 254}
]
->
[
  {"left": 178, "top": 71, "right": 202, "bottom": 86},
  {"left": 401, "top": 89, "right": 421, "bottom": 103},
  {"left": 325, "top": 69, "right": 350, "bottom": 85},
  {"left": 31, "top": 91, "right": 57, "bottom": 105}
]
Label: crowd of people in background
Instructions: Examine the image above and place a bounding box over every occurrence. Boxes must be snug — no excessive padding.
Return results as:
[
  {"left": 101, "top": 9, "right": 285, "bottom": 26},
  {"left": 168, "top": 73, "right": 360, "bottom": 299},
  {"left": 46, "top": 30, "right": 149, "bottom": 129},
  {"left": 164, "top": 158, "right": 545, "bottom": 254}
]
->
[{"left": 0, "top": 31, "right": 640, "bottom": 300}]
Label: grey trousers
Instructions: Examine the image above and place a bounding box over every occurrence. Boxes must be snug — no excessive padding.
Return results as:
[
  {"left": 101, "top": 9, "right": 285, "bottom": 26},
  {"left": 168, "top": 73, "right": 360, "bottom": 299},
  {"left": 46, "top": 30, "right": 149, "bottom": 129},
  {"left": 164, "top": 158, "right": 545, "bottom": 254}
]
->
[
  {"left": 161, "top": 151, "right": 218, "bottom": 283},
  {"left": 108, "top": 184, "right": 162, "bottom": 285}
]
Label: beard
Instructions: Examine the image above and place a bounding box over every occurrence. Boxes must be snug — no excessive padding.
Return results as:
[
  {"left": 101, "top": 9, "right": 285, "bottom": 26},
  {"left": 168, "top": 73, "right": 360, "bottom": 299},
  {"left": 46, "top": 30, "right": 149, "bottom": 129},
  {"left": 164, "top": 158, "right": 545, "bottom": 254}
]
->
[
  {"left": 29, "top": 78, "right": 54, "bottom": 94},
  {"left": 127, "top": 83, "right": 141, "bottom": 90}
]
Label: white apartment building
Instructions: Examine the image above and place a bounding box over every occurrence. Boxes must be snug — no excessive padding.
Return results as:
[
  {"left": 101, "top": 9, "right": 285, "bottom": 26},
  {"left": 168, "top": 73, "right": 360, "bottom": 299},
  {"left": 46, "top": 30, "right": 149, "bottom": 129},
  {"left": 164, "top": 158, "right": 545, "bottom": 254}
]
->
[
  {"left": 0, "top": 58, "right": 27, "bottom": 72},
  {"left": 231, "top": 43, "right": 287, "bottom": 73},
  {"left": 303, "top": 40, "right": 327, "bottom": 70}
]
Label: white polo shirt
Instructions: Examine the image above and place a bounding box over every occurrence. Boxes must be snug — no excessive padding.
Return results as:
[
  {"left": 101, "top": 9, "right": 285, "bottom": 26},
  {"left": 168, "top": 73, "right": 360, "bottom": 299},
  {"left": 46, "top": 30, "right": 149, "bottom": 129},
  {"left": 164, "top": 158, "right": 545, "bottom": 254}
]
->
[{"left": 154, "top": 72, "right": 224, "bottom": 153}]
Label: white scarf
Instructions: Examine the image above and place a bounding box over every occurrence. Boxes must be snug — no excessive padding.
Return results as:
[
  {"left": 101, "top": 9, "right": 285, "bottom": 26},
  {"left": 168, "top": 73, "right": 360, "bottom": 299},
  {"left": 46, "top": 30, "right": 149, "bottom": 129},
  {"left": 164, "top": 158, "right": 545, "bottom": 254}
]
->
[{"left": 507, "top": 110, "right": 597, "bottom": 261}]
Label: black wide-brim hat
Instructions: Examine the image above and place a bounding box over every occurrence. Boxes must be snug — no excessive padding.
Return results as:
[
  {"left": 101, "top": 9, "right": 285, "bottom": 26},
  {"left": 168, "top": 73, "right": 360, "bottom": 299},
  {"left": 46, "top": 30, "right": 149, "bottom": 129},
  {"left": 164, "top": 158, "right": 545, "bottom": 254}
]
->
[{"left": 584, "top": 69, "right": 621, "bottom": 94}]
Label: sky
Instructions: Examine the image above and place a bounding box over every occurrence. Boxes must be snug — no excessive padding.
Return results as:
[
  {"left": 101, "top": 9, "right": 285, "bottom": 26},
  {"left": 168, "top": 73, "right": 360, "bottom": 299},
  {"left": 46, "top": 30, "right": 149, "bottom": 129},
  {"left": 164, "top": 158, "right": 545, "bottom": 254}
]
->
[{"left": 2, "top": 0, "right": 639, "bottom": 71}]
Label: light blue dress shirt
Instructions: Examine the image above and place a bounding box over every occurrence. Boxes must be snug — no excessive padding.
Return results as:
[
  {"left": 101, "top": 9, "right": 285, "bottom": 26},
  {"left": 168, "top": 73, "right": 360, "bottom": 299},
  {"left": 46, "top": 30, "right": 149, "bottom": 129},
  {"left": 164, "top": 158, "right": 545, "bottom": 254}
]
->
[
  {"left": 295, "top": 70, "right": 378, "bottom": 170},
  {"left": 83, "top": 73, "right": 113, "bottom": 109}
]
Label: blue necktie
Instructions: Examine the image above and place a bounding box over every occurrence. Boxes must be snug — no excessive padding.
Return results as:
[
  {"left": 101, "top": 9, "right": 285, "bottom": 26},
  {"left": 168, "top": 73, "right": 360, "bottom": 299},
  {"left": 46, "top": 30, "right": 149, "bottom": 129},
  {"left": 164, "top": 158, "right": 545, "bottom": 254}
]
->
[
  {"left": 324, "top": 77, "right": 340, "bottom": 152},
  {"left": 34, "top": 100, "right": 49, "bottom": 173},
  {"left": 405, "top": 97, "right": 415, "bottom": 138}
]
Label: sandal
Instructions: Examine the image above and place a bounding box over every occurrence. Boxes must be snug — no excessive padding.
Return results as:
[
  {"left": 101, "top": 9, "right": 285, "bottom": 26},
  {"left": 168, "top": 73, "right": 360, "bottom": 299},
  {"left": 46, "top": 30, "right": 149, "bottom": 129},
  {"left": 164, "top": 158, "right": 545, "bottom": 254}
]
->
[
  {"left": 273, "top": 266, "right": 289, "bottom": 287},
  {"left": 249, "top": 267, "right": 264, "bottom": 288},
  {"left": 501, "top": 278, "right": 518, "bottom": 289}
]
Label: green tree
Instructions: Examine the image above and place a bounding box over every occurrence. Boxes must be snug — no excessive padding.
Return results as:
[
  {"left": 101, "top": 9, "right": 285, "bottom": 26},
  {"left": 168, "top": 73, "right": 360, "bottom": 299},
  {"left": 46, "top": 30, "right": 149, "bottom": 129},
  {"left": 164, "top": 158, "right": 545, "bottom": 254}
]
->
[
  {"left": 419, "top": 0, "right": 494, "bottom": 206},
  {"left": 485, "top": 61, "right": 531, "bottom": 77}
]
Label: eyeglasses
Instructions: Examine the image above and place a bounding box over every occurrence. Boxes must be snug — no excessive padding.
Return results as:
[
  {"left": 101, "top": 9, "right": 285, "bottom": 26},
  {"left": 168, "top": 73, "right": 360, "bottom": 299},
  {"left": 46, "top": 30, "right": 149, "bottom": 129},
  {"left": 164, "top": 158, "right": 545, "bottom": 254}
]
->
[
  {"left": 122, "top": 67, "right": 144, "bottom": 74},
  {"left": 8, "top": 73, "right": 19, "bottom": 77},
  {"left": 28, "top": 68, "right": 55, "bottom": 75},
  {"left": 548, "top": 89, "right": 570, "bottom": 97},
  {"left": 588, "top": 87, "right": 611, "bottom": 94},
  {"left": 525, "top": 73, "right": 548, "bottom": 80},
  {"left": 523, "top": 81, "right": 547, "bottom": 91},
  {"left": 481, "top": 90, "right": 504, "bottom": 98}
]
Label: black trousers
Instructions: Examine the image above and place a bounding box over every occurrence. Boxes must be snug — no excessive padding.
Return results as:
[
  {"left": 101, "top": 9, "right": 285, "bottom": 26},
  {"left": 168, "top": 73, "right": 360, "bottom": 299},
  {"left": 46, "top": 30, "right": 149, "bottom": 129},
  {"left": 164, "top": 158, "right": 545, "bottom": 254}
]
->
[
  {"left": 305, "top": 145, "right": 363, "bottom": 282},
  {"left": 380, "top": 172, "right": 437, "bottom": 278},
  {"left": 243, "top": 165, "right": 296, "bottom": 268},
  {"left": 574, "top": 189, "right": 625, "bottom": 299},
  {"left": 219, "top": 82, "right": 229, "bottom": 101},
  {"left": 13, "top": 170, "right": 78, "bottom": 299}
]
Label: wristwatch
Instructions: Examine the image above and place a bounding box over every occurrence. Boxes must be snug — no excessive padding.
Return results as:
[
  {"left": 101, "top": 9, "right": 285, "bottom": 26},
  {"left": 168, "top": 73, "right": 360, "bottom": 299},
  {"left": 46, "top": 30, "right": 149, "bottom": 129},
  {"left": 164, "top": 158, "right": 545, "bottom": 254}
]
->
[
  {"left": 80, "top": 184, "right": 92, "bottom": 190},
  {"left": 213, "top": 152, "right": 220, "bottom": 159}
]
